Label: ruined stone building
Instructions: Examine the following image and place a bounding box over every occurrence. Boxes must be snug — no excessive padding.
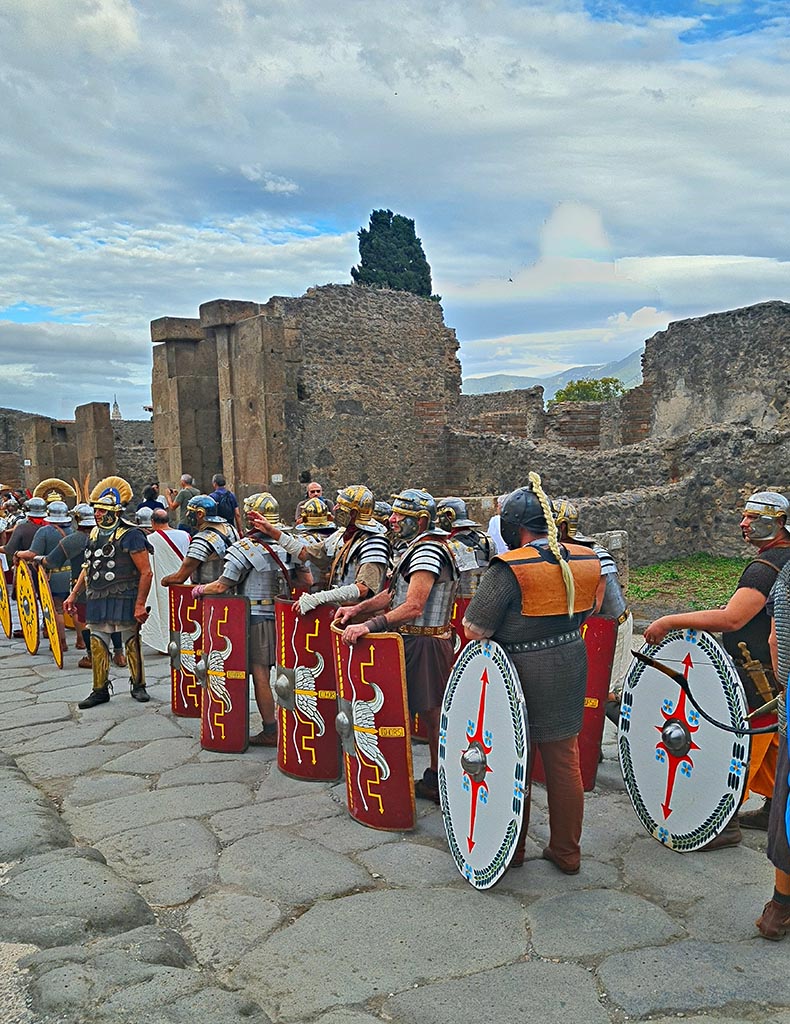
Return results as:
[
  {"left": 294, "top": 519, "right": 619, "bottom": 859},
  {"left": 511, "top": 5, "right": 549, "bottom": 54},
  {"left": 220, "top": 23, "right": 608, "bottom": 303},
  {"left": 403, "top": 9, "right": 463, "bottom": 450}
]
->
[
  {"left": 150, "top": 287, "right": 789, "bottom": 565},
  {"left": 3, "top": 288, "right": 787, "bottom": 567}
]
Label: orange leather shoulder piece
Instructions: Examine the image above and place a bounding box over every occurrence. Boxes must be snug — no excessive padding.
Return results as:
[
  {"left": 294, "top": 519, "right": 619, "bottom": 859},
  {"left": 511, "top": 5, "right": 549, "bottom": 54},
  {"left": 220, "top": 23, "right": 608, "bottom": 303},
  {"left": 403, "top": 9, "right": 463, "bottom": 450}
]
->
[{"left": 498, "top": 544, "right": 601, "bottom": 617}]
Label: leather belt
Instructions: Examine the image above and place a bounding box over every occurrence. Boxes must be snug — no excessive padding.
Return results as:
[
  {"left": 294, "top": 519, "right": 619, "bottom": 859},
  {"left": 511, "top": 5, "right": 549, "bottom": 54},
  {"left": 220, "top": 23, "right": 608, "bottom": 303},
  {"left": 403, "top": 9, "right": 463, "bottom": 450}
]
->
[
  {"left": 250, "top": 599, "right": 275, "bottom": 606},
  {"left": 503, "top": 630, "right": 581, "bottom": 654},
  {"left": 616, "top": 609, "right": 630, "bottom": 625},
  {"left": 399, "top": 624, "right": 452, "bottom": 639}
]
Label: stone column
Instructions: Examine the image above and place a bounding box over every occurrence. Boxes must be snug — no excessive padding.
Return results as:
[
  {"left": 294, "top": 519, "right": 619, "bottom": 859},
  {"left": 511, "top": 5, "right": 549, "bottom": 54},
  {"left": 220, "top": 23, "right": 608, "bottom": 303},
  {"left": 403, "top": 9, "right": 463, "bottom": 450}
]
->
[{"left": 75, "top": 403, "right": 116, "bottom": 494}]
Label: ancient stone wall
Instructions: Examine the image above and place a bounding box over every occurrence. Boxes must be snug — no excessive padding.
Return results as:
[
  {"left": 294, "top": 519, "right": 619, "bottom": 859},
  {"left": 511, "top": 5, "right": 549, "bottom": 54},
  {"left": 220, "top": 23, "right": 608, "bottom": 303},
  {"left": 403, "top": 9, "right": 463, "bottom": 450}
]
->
[
  {"left": 19, "top": 417, "right": 78, "bottom": 492},
  {"left": 112, "top": 419, "right": 156, "bottom": 502},
  {"left": 458, "top": 388, "right": 545, "bottom": 439}
]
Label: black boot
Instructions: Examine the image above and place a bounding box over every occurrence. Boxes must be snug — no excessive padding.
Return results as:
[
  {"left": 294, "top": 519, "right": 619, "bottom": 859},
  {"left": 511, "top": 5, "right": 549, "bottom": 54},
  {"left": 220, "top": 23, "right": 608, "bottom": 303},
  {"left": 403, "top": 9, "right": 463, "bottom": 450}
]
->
[
  {"left": 130, "top": 685, "right": 150, "bottom": 703},
  {"left": 78, "top": 683, "right": 111, "bottom": 709}
]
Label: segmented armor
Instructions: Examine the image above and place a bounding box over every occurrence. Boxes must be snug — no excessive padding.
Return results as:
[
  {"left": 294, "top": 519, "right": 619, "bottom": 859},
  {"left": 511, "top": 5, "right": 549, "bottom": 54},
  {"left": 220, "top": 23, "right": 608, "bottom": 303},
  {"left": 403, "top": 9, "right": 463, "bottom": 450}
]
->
[
  {"left": 220, "top": 536, "right": 292, "bottom": 618},
  {"left": 447, "top": 526, "right": 496, "bottom": 597},
  {"left": 329, "top": 531, "right": 390, "bottom": 587},
  {"left": 390, "top": 536, "right": 459, "bottom": 631},
  {"left": 187, "top": 524, "right": 239, "bottom": 584}
]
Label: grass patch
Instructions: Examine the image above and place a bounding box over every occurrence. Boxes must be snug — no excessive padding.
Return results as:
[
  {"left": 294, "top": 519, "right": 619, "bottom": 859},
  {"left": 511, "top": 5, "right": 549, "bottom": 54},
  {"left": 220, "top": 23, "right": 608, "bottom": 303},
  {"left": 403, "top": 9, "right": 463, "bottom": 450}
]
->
[{"left": 629, "top": 553, "right": 746, "bottom": 610}]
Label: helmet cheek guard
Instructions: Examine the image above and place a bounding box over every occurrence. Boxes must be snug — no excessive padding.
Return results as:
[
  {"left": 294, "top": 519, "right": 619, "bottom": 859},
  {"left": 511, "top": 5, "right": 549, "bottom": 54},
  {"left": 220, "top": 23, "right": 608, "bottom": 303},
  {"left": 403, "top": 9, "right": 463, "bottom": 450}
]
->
[
  {"left": 742, "top": 490, "right": 789, "bottom": 543},
  {"left": 391, "top": 489, "right": 436, "bottom": 536},
  {"left": 334, "top": 486, "right": 374, "bottom": 530}
]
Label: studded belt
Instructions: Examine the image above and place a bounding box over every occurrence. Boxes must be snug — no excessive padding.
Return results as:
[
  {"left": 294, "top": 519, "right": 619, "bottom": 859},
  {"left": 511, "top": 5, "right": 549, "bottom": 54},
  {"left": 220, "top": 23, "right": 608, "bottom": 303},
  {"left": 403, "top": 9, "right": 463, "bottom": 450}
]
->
[
  {"left": 616, "top": 609, "right": 630, "bottom": 625},
  {"left": 503, "top": 630, "right": 581, "bottom": 654},
  {"left": 399, "top": 624, "right": 453, "bottom": 639},
  {"left": 250, "top": 599, "right": 275, "bottom": 606}
]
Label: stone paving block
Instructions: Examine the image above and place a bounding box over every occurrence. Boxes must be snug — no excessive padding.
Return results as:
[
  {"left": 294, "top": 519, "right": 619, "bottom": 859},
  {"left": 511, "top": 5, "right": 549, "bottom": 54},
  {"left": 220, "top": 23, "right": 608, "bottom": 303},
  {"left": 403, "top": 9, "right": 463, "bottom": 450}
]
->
[
  {"left": 293, "top": 814, "right": 403, "bottom": 854},
  {"left": 0, "top": 847, "right": 154, "bottom": 947},
  {"left": 158, "top": 758, "right": 265, "bottom": 788},
  {"left": 0, "top": 766, "right": 72, "bottom": 859},
  {"left": 210, "top": 791, "right": 343, "bottom": 844},
  {"left": 682, "top": 881, "right": 771, "bottom": 942},
  {"left": 219, "top": 828, "right": 371, "bottom": 906},
  {"left": 494, "top": 847, "right": 619, "bottom": 898},
  {"left": 103, "top": 737, "right": 196, "bottom": 774},
  {"left": 597, "top": 939, "right": 790, "bottom": 1015},
  {"left": 33, "top": 682, "right": 91, "bottom": 703},
  {"left": 315, "top": 1012, "right": 382, "bottom": 1024},
  {"left": 255, "top": 763, "right": 336, "bottom": 801},
  {"left": 358, "top": 839, "right": 463, "bottom": 888},
  {"left": 65, "top": 772, "right": 151, "bottom": 807},
  {"left": 183, "top": 890, "right": 283, "bottom": 973},
  {"left": 1, "top": 719, "right": 112, "bottom": 755},
  {"left": 64, "top": 782, "right": 254, "bottom": 841},
  {"left": 96, "top": 819, "right": 219, "bottom": 906},
  {"left": 623, "top": 832, "right": 774, "bottom": 899},
  {"left": 0, "top": 689, "right": 34, "bottom": 707},
  {"left": 382, "top": 961, "right": 611, "bottom": 1024},
  {"left": 16, "top": 743, "right": 135, "bottom": 781},
  {"left": 237, "top": 887, "right": 528, "bottom": 1021},
  {"left": 103, "top": 712, "right": 187, "bottom": 743},
  {"left": 528, "top": 889, "right": 683, "bottom": 958},
  {"left": 580, "top": 790, "right": 645, "bottom": 861},
  {"left": 0, "top": 701, "right": 71, "bottom": 731}
]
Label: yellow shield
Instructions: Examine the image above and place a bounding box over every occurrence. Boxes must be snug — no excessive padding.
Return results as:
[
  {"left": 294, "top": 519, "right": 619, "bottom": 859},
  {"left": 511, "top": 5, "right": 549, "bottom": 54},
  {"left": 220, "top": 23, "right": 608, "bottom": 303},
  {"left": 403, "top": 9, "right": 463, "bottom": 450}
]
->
[
  {"left": 37, "top": 563, "right": 63, "bottom": 669},
  {"left": 15, "top": 559, "right": 40, "bottom": 655},
  {"left": 0, "top": 567, "right": 11, "bottom": 639}
]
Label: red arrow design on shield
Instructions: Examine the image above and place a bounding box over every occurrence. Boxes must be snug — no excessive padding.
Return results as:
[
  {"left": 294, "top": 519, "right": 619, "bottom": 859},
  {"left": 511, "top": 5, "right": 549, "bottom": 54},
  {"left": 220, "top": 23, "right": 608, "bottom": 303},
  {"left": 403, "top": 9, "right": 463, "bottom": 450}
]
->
[
  {"left": 465, "top": 667, "right": 493, "bottom": 852},
  {"left": 655, "top": 653, "right": 700, "bottom": 819}
]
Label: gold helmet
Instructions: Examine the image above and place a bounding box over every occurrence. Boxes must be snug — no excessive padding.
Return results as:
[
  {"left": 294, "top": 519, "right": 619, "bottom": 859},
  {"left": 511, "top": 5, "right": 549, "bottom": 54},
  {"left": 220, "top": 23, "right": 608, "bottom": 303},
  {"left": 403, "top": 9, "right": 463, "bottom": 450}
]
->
[
  {"left": 551, "top": 497, "right": 579, "bottom": 538},
  {"left": 244, "top": 492, "right": 281, "bottom": 525},
  {"left": 297, "top": 496, "right": 333, "bottom": 531},
  {"left": 334, "top": 485, "right": 375, "bottom": 531},
  {"left": 90, "top": 475, "right": 133, "bottom": 529},
  {"left": 33, "top": 477, "right": 77, "bottom": 506}
]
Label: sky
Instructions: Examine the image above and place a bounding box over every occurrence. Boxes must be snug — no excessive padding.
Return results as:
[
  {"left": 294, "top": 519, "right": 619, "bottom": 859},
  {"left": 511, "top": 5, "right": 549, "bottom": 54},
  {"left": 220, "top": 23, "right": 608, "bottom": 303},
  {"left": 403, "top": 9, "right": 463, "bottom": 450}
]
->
[{"left": 1, "top": 0, "right": 789, "bottom": 419}]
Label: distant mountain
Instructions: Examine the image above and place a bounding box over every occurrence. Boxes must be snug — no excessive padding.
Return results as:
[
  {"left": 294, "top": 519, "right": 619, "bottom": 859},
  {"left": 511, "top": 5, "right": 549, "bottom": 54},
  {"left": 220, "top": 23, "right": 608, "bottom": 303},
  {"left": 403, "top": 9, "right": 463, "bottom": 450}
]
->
[{"left": 462, "top": 347, "right": 644, "bottom": 400}]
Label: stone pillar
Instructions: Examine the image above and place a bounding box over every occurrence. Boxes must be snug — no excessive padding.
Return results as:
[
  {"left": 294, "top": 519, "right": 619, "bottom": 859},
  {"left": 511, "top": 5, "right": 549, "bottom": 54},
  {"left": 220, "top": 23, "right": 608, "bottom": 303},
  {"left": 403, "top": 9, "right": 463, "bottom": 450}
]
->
[
  {"left": 75, "top": 403, "right": 117, "bottom": 493},
  {"left": 0, "top": 452, "right": 20, "bottom": 489},
  {"left": 19, "top": 417, "right": 78, "bottom": 492},
  {"left": 151, "top": 315, "right": 222, "bottom": 493}
]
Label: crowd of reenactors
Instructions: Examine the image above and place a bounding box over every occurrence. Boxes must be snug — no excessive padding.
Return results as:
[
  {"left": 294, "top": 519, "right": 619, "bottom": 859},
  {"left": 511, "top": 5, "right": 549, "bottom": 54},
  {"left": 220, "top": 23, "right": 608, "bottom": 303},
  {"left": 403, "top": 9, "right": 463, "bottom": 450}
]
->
[{"left": 2, "top": 472, "right": 789, "bottom": 938}]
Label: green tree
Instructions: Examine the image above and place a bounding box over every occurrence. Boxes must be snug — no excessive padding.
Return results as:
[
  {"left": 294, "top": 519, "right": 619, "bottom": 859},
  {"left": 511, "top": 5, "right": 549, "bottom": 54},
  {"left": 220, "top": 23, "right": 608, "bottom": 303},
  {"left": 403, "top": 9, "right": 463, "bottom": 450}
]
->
[
  {"left": 549, "top": 376, "right": 625, "bottom": 406},
  {"left": 351, "top": 209, "right": 436, "bottom": 299}
]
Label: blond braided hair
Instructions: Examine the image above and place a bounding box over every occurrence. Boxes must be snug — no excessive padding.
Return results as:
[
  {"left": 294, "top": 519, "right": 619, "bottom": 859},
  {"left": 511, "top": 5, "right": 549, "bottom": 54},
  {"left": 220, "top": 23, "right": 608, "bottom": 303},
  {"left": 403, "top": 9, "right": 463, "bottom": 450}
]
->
[{"left": 528, "top": 471, "right": 575, "bottom": 617}]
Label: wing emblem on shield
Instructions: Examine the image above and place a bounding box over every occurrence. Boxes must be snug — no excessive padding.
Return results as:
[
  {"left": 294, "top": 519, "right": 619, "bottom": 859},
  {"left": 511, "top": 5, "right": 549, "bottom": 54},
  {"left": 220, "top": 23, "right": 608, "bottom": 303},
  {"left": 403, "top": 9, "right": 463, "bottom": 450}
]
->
[
  {"left": 15, "top": 559, "right": 40, "bottom": 655},
  {"left": 200, "top": 595, "right": 249, "bottom": 753},
  {"left": 168, "top": 585, "right": 202, "bottom": 717},
  {"left": 0, "top": 563, "right": 12, "bottom": 639},
  {"left": 331, "top": 623, "right": 415, "bottom": 831},
  {"left": 619, "top": 629, "right": 750, "bottom": 851},
  {"left": 439, "top": 639, "right": 528, "bottom": 889},
  {"left": 274, "top": 601, "right": 340, "bottom": 782},
  {"left": 37, "top": 564, "right": 63, "bottom": 669}
]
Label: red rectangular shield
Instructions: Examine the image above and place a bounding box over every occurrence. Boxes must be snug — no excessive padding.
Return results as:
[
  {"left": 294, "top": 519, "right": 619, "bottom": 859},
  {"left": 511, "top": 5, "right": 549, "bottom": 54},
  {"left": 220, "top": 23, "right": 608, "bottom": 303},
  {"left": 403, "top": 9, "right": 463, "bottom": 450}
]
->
[
  {"left": 531, "top": 615, "right": 618, "bottom": 791},
  {"left": 274, "top": 598, "right": 341, "bottom": 781},
  {"left": 200, "top": 595, "right": 250, "bottom": 754},
  {"left": 331, "top": 623, "right": 416, "bottom": 831},
  {"left": 450, "top": 596, "right": 471, "bottom": 653},
  {"left": 168, "top": 584, "right": 202, "bottom": 718}
]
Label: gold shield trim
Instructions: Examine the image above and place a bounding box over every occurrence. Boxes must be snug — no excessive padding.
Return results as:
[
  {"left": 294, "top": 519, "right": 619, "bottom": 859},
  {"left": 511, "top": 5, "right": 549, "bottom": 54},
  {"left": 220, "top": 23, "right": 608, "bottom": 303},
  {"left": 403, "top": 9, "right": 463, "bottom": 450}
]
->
[
  {"left": 0, "top": 567, "right": 11, "bottom": 639},
  {"left": 37, "top": 563, "right": 63, "bottom": 669},
  {"left": 15, "top": 559, "right": 40, "bottom": 655}
]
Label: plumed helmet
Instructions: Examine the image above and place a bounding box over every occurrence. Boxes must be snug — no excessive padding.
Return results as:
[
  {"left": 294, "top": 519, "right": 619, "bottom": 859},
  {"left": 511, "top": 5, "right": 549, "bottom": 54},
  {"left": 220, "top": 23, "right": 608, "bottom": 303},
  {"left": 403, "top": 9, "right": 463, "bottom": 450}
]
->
[
  {"left": 500, "top": 485, "right": 549, "bottom": 550},
  {"left": 334, "top": 485, "right": 375, "bottom": 530},
  {"left": 551, "top": 497, "right": 579, "bottom": 538},
  {"left": 244, "top": 492, "right": 281, "bottom": 525},
  {"left": 391, "top": 488, "right": 436, "bottom": 526},
  {"left": 436, "top": 497, "right": 477, "bottom": 532},
  {"left": 373, "top": 500, "right": 392, "bottom": 525},
  {"left": 46, "top": 500, "right": 72, "bottom": 524},
  {"left": 136, "top": 507, "right": 154, "bottom": 527},
  {"left": 73, "top": 503, "right": 97, "bottom": 527},
  {"left": 25, "top": 496, "right": 47, "bottom": 517},
  {"left": 186, "top": 494, "right": 225, "bottom": 524},
  {"left": 742, "top": 490, "right": 789, "bottom": 542},
  {"left": 89, "top": 475, "right": 132, "bottom": 513},
  {"left": 33, "top": 477, "right": 77, "bottom": 505},
  {"left": 297, "top": 496, "right": 333, "bottom": 532}
]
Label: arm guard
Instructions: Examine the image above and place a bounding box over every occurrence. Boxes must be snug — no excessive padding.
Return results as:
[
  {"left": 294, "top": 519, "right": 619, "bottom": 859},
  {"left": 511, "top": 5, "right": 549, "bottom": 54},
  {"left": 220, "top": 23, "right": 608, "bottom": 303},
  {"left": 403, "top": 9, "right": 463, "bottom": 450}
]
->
[{"left": 298, "top": 583, "right": 361, "bottom": 614}]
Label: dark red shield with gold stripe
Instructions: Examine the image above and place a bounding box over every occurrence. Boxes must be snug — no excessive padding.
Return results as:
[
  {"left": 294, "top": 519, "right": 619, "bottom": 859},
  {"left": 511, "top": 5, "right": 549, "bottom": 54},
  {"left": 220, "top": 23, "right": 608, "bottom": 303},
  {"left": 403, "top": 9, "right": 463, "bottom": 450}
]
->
[
  {"left": 331, "top": 623, "right": 415, "bottom": 831},
  {"left": 273, "top": 599, "right": 341, "bottom": 781},
  {"left": 168, "top": 584, "right": 202, "bottom": 718},
  {"left": 532, "top": 614, "right": 617, "bottom": 791},
  {"left": 199, "top": 595, "right": 249, "bottom": 753}
]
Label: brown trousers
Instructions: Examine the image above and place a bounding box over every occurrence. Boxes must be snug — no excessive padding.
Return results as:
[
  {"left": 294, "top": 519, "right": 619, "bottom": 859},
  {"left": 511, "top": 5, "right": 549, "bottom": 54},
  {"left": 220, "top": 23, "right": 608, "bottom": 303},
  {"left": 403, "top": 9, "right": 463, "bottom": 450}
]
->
[{"left": 517, "top": 735, "right": 584, "bottom": 871}]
